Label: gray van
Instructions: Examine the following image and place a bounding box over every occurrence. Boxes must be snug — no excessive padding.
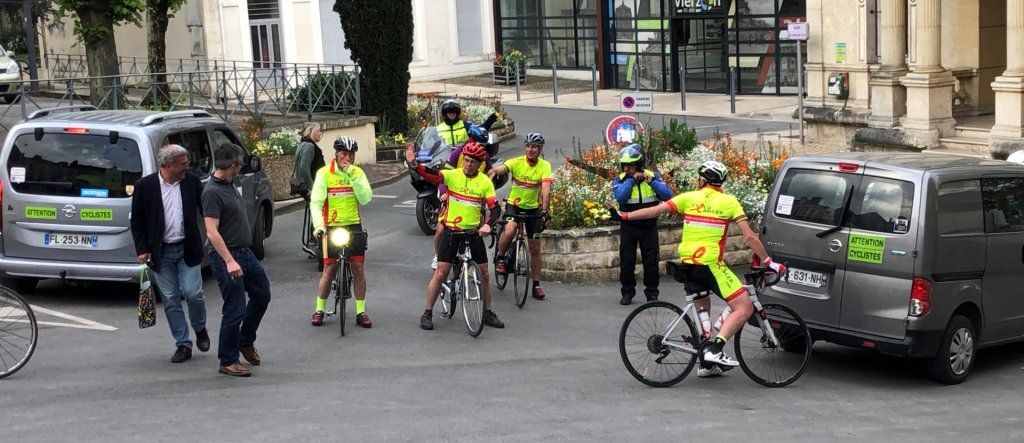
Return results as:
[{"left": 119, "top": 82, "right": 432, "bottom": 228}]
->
[
  {"left": 0, "top": 107, "right": 274, "bottom": 292},
  {"left": 762, "top": 152, "right": 1024, "bottom": 384}
]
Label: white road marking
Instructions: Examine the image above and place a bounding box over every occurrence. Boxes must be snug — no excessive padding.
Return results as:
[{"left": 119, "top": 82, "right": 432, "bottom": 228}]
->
[
  {"left": 374, "top": 194, "right": 399, "bottom": 199},
  {"left": 394, "top": 199, "right": 417, "bottom": 208},
  {"left": 26, "top": 305, "right": 118, "bottom": 331}
]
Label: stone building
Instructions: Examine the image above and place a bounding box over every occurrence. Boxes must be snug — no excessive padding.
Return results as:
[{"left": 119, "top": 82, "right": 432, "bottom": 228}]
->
[{"left": 801, "top": 0, "right": 1024, "bottom": 156}]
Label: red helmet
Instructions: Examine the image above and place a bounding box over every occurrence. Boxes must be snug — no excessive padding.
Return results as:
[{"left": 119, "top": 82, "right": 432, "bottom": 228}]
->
[{"left": 462, "top": 142, "right": 487, "bottom": 161}]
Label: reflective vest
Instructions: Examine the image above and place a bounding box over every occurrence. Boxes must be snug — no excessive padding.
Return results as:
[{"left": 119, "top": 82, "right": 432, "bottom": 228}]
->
[
  {"left": 618, "top": 169, "right": 660, "bottom": 210},
  {"left": 436, "top": 120, "right": 468, "bottom": 146}
]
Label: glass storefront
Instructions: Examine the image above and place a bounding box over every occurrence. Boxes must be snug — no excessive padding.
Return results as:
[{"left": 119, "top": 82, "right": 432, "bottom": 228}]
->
[{"left": 495, "top": 0, "right": 804, "bottom": 95}]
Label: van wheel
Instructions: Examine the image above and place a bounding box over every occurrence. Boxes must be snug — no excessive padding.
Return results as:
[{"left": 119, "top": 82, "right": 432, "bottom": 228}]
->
[
  {"left": 927, "top": 315, "right": 975, "bottom": 385},
  {"left": 1, "top": 278, "right": 39, "bottom": 294},
  {"left": 251, "top": 207, "right": 266, "bottom": 261}
]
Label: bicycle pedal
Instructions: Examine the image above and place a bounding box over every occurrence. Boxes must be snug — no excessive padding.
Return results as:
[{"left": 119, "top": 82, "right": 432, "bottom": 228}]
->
[{"left": 719, "top": 364, "right": 735, "bottom": 373}]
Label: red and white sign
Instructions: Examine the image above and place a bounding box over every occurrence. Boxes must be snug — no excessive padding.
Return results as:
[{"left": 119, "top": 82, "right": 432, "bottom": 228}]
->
[
  {"left": 619, "top": 91, "right": 653, "bottom": 113},
  {"left": 605, "top": 115, "right": 644, "bottom": 145}
]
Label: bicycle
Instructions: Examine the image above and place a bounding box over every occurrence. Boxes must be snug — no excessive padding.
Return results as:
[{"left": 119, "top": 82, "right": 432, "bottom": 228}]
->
[
  {"left": 0, "top": 285, "right": 38, "bottom": 379},
  {"left": 491, "top": 205, "right": 544, "bottom": 309},
  {"left": 438, "top": 229, "right": 486, "bottom": 337},
  {"left": 318, "top": 227, "right": 367, "bottom": 337},
  {"left": 618, "top": 262, "right": 812, "bottom": 388}
]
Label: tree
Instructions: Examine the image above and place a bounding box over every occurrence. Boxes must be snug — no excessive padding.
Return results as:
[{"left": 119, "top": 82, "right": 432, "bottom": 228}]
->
[
  {"left": 334, "top": 0, "right": 413, "bottom": 133},
  {"left": 53, "top": 0, "right": 145, "bottom": 105},
  {"left": 144, "top": 0, "right": 186, "bottom": 106}
]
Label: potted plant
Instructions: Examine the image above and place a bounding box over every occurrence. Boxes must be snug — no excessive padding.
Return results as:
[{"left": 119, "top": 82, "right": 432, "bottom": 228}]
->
[{"left": 492, "top": 49, "right": 527, "bottom": 85}]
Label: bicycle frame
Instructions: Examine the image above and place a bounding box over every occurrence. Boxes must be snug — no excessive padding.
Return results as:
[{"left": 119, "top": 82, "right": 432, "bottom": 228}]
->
[{"left": 658, "top": 285, "right": 781, "bottom": 355}]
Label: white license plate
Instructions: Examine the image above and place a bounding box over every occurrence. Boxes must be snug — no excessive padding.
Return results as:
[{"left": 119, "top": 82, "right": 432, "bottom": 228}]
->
[
  {"left": 789, "top": 268, "right": 827, "bottom": 288},
  {"left": 43, "top": 233, "right": 98, "bottom": 248}
]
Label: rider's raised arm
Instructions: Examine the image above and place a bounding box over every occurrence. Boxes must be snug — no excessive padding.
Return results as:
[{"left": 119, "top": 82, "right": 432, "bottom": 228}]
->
[
  {"left": 406, "top": 144, "right": 444, "bottom": 185},
  {"left": 351, "top": 167, "right": 372, "bottom": 205}
]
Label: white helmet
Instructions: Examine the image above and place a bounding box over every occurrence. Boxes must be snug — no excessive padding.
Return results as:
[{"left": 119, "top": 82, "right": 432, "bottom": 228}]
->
[{"left": 1006, "top": 150, "right": 1024, "bottom": 165}]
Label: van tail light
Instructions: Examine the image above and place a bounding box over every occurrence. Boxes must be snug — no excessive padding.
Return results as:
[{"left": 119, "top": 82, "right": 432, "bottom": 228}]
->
[
  {"left": 909, "top": 277, "right": 932, "bottom": 317},
  {"left": 63, "top": 127, "right": 89, "bottom": 134},
  {"left": 838, "top": 162, "right": 859, "bottom": 173}
]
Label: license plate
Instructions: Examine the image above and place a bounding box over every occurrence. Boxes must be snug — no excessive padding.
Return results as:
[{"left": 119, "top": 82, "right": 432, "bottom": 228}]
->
[
  {"left": 789, "top": 268, "right": 827, "bottom": 288},
  {"left": 43, "top": 233, "right": 98, "bottom": 248}
]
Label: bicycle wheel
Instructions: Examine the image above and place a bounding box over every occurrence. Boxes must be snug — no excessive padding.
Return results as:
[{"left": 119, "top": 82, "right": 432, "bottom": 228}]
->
[
  {"left": 0, "top": 286, "right": 38, "bottom": 379},
  {"left": 734, "top": 303, "right": 812, "bottom": 387},
  {"left": 618, "top": 301, "right": 699, "bottom": 387},
  {"left": 493, "top": 226, "right": 508, "bottom": 290},
  {"left": 338, "top": 262, "right": 351, "bottom": 337},
  {"left": 462, "top": 262, "right": 485, "bottom": 337},
  {"left": 512, "top": 237, "right": 531, "bottom": 309}
]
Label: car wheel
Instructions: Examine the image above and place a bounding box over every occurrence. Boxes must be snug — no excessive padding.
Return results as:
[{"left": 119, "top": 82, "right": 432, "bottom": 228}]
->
[
  {"left": 927, "top": 314, "right": 976, "bottom": 385},
  {"left": 1, "top": 277, "right": 39, "bottom": 294},
  {"left": 251, "top": 207, "right": 266, "bottom": 260}
]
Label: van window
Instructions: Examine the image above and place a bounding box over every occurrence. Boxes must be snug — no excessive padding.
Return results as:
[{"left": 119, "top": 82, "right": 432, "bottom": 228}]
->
[
  {"left": 211, "top": 128, "right": 242, "bottom": 149},
  {"left": 166, "top": 130, "right": 212, "bottom": 176},
  {"left": 981, "top": 177, "right": 1024, "bottom": 233},
  {"left": 774, "top": 169, "right": 852, "bottom": 225},
  {"left": 848, "top": 177, "right": 914, "bottom": 234},
  {"left": 6, "top": 132, "right": 143, "bottom": 198},
  {"left": 937, "top": 180, "right": 983, "bottom": 236}
]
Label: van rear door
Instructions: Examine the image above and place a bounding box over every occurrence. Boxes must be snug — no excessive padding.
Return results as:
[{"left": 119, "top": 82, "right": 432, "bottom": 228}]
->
[
  {"left": 762, "top": 159, "right": 864, "bottom": 329},
  {"left": 838, "top": 165, "right": 920, "bottom": 340}
]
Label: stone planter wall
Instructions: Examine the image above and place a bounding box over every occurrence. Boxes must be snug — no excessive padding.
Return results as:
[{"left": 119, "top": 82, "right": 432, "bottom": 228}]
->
[
  {"left": 261, "top": 154, "right": 296, "bottom": 201},
  {"left": 376, "top": 143, "right": 405, "bottom": 163},
  {"left": 539, "top": 221, "right": 755, "bottom": 283}
]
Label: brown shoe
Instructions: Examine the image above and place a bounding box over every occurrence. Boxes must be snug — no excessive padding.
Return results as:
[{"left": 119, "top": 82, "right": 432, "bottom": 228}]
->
[
  {"left": 218, "top": 363, "right": 252, "bottom": 377},
  {"left": 356, "top": 312, "right": 373, "bottom": 328},
  {"left": 240, "top": 345, "right": 261, "bottom": 366}
]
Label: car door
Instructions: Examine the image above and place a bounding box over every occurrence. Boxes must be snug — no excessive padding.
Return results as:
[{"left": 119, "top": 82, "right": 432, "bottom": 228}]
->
[
  {"left": 762, "top": 159, "right": 864, "bottom": 329},
  {"left": 210, "top": 127, "right": 257, "bottom": 230},
  {"left": 838, "top": 167, "right": 920, "bottom": 340},
  {"left": 980, "top": 176, "right": 1024, "bottom": 342}
]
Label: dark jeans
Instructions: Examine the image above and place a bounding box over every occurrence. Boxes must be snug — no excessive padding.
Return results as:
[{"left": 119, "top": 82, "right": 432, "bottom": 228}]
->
[
  {"left": 209, "top": 248, "right": 271, "bottom": 366},
  {"left": 619, "top": 221, "right": 660, "bottom": 300}
]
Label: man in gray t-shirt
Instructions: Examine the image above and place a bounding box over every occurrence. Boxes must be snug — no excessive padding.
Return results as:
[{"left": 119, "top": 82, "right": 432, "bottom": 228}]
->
[{"left": 202, "top": 143, "right": 271, "bottom": 378}]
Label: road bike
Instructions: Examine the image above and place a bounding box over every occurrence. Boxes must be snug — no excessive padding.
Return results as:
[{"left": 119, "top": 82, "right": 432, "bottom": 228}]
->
[
  {"left": 491, "top": 206, "right": 544, "bottom": 308},
  {"left": 319, "top": 227, "right": 367, "bottom": 337},
  {"left": 619, "top": 262, "right": 812, "bottom": 387},
  {"left": 0, "top": 285, "right": 37, "bottom": 379},
  {"left": 438, "top": 230, "right": 486, "bottom": 337}
]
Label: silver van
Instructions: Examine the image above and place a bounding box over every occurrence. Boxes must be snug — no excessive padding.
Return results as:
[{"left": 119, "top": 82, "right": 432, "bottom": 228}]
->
[
  {"left": 762, "top": 152, "right": 1024, "bottom": 384},
  {"left": 0, "top": 107, "right": 274, "bottom": 292}
]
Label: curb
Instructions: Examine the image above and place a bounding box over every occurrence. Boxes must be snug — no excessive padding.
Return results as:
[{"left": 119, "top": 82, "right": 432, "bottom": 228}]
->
[{"left": 272, "top": 168, "right": 409, "bottom": 216}]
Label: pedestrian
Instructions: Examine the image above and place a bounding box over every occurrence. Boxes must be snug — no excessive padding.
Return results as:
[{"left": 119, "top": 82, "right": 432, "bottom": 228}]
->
[
  {"left": 612, "top": 144, "right": 673, "bottom": 305},
  {"left": 203, "top": 143, "right": 272, "bottom": 377},
  {"left": 292, "top": 122, "right": 326, "bottom": 257},
  {"left": 130, "top": 144, "right": 210, "bottom": 363}
]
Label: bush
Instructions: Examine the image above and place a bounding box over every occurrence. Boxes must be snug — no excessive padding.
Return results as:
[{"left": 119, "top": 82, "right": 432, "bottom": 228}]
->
[
  {"left": 291, "top": 72, "right": 358, "bottom": 112},
  {"left": 239, "top": 114, "right": 267, "bottom": 153},
  {"left": 639, "top": 118, "right": 698, "bottom": 165}
]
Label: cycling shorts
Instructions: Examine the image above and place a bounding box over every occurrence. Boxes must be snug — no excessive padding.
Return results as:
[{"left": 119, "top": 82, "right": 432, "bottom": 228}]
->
[
  {"left": 437, "top": 228, "right": 487, "bottom": 265},
  {"left": 321, "top": 225, "right": 367, "bottom": 265},
  {"left": 504, "top": 205, "right": 543, "bottom": 237},
  {"left": 678, "top": 261, "right": 746, "bottom": 302}
]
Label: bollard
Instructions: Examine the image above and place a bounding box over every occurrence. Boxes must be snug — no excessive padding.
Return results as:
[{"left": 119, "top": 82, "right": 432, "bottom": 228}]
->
[
  {"left": 552, "top": 60, "right": 558, "bottom": 104},
  {"left": 679, "top": 66, "right": 686, "bottom": 112},
  {"left": 633, "top": 61, "right": 640, "bottom": 92},
  {"left": 729, "top": 66, "right": 737, "bottom": 114},
  {"left": 591, "top": 63, "right": 598, "bottom": 106},
  {"left": 515, "top": 61, "right": 522, "bottom": 102}
]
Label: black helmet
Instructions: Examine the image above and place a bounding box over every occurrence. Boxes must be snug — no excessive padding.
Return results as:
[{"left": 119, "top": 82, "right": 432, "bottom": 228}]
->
[
  {"left": 441, "top": 100, "right": 461, "bottom": 124},
  {"left": 333, "top": 136, "right": 358, "bottom": 152}
]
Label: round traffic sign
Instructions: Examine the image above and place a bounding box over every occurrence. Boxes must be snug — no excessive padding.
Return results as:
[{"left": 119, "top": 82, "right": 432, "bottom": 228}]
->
[
  {"left": 622, "top": 96, "right": 635, "bottom": 109},
  {"left": 605, "top": 115, "right": 644, "bottom": 145}
]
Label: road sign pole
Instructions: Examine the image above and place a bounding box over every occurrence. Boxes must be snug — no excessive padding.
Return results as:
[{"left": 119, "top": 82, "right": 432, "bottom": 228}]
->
[{"left": 797, "top": 38, "right": 805, "bottom": 145}]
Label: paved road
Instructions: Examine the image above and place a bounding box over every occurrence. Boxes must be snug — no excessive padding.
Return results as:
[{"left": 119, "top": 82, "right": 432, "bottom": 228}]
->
[{"left": 3, "top": 108, "right": 1024, "bottom": 441}]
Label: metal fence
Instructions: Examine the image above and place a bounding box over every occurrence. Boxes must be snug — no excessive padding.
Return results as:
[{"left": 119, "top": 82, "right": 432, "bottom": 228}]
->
[{"left": 0, "top": 60, "right": 360, "bottom": 130}]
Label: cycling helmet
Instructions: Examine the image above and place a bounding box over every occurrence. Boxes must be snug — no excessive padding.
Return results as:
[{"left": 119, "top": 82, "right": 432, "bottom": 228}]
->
[
  {"left": 698, "top": 160, "right": 728, "bottom": 185},
  {"left": 618, "top": 144, "right": 643, "bottom": 165},
  {"left": 441, "top": 99, "right": 461, "bottom": 123},
  {"left": 467, "top": 125, "right": 489, "bottom": 144},
  {"left": 462, "top": 142, "right": 487, "bottom": 162},
  {"left": 333, "top": 136, "right": 358, "bottom": 152},
  {"left": 523, "top": 132, "right": 545, "bottom": 147}
]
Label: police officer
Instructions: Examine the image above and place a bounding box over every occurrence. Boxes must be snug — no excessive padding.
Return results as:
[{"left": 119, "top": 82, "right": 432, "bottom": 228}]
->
[
  {"left": 612, "top": 144, "right": 673, "bottom": 305},
  {"left": 436, "top": 99, "right": 469, "bottom": 146}
]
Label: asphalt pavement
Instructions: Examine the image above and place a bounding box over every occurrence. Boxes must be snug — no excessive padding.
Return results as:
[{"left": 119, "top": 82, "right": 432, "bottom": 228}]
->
[{"left": 3, "top": 108, "right": 1024, "bottom": 441}]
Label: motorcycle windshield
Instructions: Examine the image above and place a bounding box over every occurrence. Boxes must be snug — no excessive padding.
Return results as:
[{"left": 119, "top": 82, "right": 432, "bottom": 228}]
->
[{"left": 414, "top": 127, "right": 453, "bottom": 166}]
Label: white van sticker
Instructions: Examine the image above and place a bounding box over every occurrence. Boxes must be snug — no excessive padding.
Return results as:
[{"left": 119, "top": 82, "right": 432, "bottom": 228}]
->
[
  {"left": 894, "top": 217, "right": 909, "bottom": 234},
  {"left": 10, "top": 167, "right": 25, "bottom": 183},
  {"left": 775, "top": 194, "right": 794, "bottom": 215}
]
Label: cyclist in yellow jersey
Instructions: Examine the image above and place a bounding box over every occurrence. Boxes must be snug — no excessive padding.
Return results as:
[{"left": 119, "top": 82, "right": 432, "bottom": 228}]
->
[
  {"left": 309, "top": 137, "right": 373, "bottom": 328},
  {"left": 406, "top": 142, "right": 505, "bottom": 331},
  {"left": 490, "top": 133, "right": 553, "bottom": 299},
  {"left": 608, "top": 160, "right": 787, "bottom": 371}
]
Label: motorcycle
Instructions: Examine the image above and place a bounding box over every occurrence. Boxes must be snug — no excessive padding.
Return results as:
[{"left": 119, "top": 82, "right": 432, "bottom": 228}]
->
[{"left": 408, "top": 127, "right": 507, "bottom": 236}]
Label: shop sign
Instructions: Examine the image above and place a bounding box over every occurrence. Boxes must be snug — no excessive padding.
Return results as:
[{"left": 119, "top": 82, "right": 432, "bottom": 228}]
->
[
  {"left": 606, "top": 115, "right": 644, "bottom": 145},
  {"left": 673, "top": 0, "right": 725, "bottom": 15}
]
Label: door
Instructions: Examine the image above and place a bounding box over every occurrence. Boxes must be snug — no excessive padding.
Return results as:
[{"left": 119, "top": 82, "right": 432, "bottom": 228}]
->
[
  {"left": 761, "top": 160, "right": 864, "bottom": 329},
  {"left": 980, "top": 176, "right": 1024, "bottom": 342},
  {"left": 674, "top": 17, "right": 727, "bottom": 92},
  {"left": 838, "top": 169, "right": 920, "bottom": 340}
]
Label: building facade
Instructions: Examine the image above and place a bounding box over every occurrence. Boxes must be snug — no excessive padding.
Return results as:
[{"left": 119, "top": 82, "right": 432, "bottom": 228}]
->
[{"left": 802, "top": 0, "right": 1024, "bottom": 154}]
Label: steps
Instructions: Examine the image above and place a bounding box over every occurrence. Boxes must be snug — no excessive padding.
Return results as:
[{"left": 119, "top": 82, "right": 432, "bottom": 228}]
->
[{"left": 938, "top": 123, "right": 991, "bottom": 157}]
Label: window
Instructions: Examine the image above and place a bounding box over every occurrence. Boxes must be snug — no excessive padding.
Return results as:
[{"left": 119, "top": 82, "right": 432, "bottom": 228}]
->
[
  {"left": 456, "top": 0, "right": 484, "bottom": 56},
  {"left": 167, "top": 130, "right": 213, "bottom": 177},
  {"left": 774, "top": 170, "right": 851, "bottom": 225},
  {"left": 937, "top": 180, "right": 983, "bottom": 236},
  {"left": 211, "top": 128, "right": 243, "bottom": 151},
  {"left": 981, "top": 177, "right": 1024, "bottom": 233},
  {"left": 7, "top": 133, "right": 143, "bottom": 198},
  {"left": 248, "top": 0, "right": 283, "bottom": 68},
  {"left": 499, "top": 0, "right": 597, "bottom": 69},
  {"left": 848, "top": 177, "right": 914, "bottom": 234}
]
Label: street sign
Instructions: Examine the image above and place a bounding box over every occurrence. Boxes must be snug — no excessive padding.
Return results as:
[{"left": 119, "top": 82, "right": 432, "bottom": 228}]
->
[
  {"left": 619, "top": 91, "right": 653, "bottom": 113},
  {"left": 787, "top": 22, "right": 808, "bottom": 40},
  {"left": 606, "top": 115, "right": 644, "bottom": 145}
]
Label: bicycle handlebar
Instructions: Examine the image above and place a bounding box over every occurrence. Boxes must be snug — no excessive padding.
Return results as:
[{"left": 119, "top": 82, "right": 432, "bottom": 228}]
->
[{"left": 746, "top": 265, "right": 786, "bottom": 287}]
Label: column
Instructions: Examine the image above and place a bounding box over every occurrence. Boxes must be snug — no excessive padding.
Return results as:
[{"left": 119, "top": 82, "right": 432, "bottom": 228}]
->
[
  {"left": 899, "top": 0, "right": 955, "bottom": 148},
  {"left": 869, "top": 0, "right": 908, "bottom": 128},
  {"left": 990, "top": 0, "right": 1024, "bottom": 156}
]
